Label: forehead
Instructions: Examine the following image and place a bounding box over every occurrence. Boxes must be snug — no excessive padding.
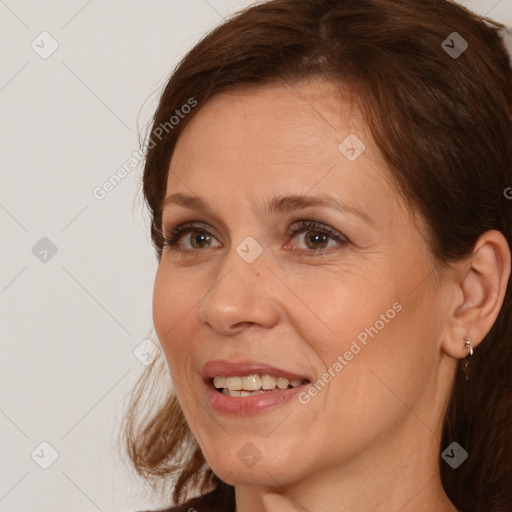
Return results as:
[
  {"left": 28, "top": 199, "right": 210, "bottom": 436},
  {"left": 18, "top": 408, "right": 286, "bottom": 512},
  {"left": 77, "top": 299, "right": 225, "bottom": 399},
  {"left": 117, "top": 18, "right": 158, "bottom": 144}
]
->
[
  {"left": 171, "top": 80, "right": 374, "bottom": 169},
  {"left": 165, "top": 80, "right": 407, "bottom": 225}
]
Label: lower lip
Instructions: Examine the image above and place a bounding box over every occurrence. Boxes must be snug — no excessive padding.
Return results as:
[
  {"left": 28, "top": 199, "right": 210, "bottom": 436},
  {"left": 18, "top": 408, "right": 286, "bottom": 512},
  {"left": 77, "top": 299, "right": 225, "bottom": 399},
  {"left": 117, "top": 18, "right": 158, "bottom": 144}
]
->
[{"left": 204, "top": 380, "right": 307, "bottom": 415}]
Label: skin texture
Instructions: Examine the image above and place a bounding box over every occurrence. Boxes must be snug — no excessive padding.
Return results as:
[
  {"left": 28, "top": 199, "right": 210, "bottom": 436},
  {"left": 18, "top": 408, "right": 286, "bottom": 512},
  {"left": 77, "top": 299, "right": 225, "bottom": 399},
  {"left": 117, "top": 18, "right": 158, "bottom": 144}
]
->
[{"left": 152, "top": 80, "right": 510, "bottom": 512}]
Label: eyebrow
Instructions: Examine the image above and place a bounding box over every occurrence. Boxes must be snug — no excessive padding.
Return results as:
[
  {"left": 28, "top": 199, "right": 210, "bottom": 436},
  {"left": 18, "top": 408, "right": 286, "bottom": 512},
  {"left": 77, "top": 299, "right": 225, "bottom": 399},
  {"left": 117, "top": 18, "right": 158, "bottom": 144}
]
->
[{"left": 162, "top": 192, "right": 374, "bottom": 225}]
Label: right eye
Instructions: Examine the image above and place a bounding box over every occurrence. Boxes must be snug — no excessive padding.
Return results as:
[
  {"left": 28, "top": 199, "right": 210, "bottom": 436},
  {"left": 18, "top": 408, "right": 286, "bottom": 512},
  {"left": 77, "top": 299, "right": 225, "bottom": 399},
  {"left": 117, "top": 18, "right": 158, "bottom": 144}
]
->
[{"left": 163, "top": 222, "right": 222, "bottom": 251}]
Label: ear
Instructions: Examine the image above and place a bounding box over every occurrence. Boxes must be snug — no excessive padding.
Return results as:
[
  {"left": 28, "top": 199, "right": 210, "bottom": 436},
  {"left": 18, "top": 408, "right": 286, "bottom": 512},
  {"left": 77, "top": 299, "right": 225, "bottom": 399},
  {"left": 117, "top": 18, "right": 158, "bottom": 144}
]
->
[{"left": 441, "top": 230, "right": 511, "bottom": 359}]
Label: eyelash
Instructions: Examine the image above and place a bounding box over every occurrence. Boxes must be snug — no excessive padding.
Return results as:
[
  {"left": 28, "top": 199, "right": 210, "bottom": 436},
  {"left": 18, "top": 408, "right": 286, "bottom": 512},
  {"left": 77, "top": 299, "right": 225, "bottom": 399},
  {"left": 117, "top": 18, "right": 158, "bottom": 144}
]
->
[{"left": 162, "top": 220, "right": 349, "bottom": 257}]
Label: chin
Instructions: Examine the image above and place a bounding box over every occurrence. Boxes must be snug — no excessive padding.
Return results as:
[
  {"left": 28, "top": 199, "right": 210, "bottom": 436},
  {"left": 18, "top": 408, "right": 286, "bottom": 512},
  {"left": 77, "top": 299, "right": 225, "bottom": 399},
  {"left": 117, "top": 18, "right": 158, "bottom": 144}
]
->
[{"left": 205, "top": 449, "right": 303, "bottom": 487}]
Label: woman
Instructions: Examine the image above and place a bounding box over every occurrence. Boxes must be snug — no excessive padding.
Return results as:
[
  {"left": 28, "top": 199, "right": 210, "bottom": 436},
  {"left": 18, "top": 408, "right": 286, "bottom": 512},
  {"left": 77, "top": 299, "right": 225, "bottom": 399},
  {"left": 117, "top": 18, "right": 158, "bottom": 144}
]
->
[{"left": 121, "top": 0, "right": 512, "bottom": 510}]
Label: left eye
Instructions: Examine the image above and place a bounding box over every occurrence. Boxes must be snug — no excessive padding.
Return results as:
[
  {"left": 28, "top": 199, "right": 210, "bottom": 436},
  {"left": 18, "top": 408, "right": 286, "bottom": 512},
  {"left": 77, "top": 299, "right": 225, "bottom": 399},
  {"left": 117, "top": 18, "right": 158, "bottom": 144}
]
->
[
  {"left": 291, "top": 230, "right": 337, "bottom": 250},
  {"left": 285, "top": 221, "right": 349, "bottom": 252}
]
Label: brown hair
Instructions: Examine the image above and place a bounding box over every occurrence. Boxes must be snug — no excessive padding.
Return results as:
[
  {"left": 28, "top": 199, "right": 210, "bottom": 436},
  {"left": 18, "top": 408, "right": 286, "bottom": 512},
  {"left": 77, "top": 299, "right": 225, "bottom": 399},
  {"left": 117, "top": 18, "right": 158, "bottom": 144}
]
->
[{"left": 120, "top": 0, "right": 512, "bottom": 510}]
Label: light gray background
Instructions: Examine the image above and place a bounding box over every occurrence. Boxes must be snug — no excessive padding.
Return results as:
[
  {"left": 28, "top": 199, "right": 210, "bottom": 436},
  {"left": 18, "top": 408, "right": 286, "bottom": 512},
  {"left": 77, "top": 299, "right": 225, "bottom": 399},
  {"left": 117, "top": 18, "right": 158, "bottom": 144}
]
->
[{"left": 1, "top": 1, "right": 511, "bottom": 511}]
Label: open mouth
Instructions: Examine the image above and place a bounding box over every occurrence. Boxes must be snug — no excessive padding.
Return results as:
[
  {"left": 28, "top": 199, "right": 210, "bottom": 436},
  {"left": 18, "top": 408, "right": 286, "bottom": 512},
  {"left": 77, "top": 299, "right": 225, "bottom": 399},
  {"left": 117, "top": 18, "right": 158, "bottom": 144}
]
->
[{"left": 210, "top": 374, "right": 310, "bottom": 397}]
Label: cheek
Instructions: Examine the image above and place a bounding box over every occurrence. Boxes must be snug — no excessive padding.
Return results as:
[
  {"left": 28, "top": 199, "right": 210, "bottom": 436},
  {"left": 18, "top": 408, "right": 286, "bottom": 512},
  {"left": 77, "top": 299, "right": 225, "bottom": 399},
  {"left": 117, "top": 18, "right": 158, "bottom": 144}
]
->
[
  {"left": 313, "top": 285, "right": 437, "bottom": 439},
  {"left": 152, "top": 266, "right": 199, "bottom": 369},
  {"left": 297, "top": 257, "right": 433, "bottom": 412},
  {"left": 290, "top": 264, "right": 403, "bottom": 363}
]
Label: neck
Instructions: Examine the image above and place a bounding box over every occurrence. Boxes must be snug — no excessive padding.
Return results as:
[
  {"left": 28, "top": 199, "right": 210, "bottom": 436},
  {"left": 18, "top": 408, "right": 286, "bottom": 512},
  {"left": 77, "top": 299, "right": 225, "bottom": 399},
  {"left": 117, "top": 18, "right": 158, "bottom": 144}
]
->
[{"left": 233, "top": 419, "right": 459, "bottom": 512}]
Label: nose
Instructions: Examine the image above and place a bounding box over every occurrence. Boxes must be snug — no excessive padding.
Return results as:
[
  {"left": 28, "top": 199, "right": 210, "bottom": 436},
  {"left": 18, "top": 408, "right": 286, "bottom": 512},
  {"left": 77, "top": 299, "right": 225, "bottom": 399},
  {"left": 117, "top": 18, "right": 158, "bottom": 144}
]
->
[{"left": 198, "top": 245, "right": 281, "bottom": 336}]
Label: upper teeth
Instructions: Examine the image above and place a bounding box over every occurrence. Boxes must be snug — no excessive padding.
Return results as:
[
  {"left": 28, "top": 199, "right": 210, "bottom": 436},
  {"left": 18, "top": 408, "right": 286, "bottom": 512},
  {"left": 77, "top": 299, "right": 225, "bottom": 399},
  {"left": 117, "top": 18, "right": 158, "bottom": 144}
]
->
[{"left": 213, "top": 374, "right": 304, "bottom": 391}]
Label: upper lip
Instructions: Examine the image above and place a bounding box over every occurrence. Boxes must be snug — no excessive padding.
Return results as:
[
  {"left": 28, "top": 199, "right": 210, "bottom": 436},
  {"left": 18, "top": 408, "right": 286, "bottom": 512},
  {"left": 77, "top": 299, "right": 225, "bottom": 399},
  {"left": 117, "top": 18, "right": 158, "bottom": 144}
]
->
[{"left": 202, "top": 359, "right": 311, "bottom": 382}]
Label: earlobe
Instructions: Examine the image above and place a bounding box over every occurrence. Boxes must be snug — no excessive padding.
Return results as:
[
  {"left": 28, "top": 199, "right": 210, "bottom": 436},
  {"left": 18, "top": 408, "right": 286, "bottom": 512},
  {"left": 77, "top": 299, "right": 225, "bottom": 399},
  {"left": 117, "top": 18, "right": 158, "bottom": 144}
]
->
[{"left": 443, "top": 230, "right": 511, "bottom": 359}]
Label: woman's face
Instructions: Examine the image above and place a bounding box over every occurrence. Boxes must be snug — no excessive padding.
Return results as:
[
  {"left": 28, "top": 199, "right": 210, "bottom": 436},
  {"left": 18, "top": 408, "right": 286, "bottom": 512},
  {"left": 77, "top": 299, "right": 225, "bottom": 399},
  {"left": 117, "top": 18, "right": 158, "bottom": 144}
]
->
[{"left": 153, "top": 80, "right": 454, "bottom": 487}]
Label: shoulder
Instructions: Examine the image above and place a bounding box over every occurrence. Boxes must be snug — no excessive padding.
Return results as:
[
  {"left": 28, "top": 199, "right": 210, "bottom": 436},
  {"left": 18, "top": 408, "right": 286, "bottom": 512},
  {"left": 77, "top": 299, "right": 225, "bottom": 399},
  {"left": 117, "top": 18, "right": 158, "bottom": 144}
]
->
[{"left": 136, "top": 490, "right": 233, "bottom": 512}]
